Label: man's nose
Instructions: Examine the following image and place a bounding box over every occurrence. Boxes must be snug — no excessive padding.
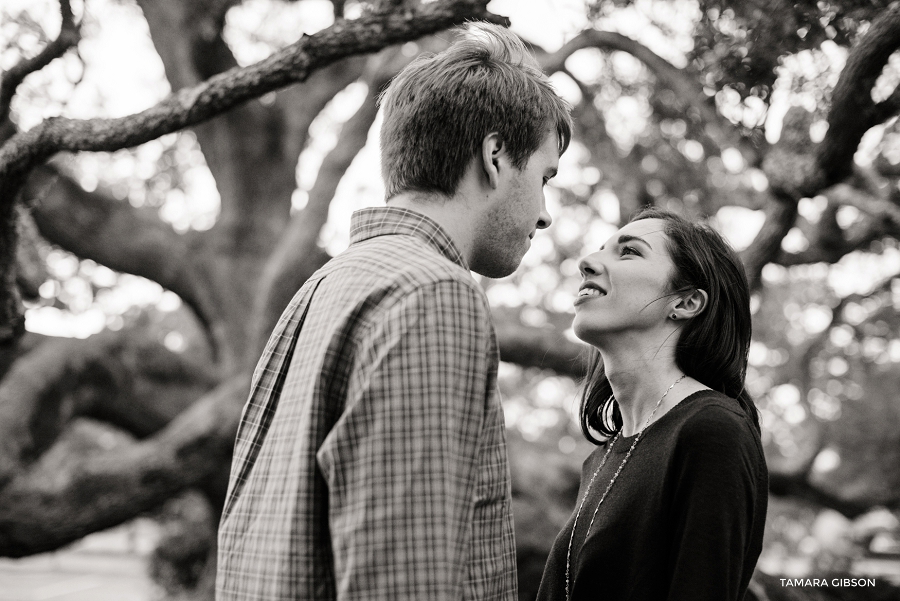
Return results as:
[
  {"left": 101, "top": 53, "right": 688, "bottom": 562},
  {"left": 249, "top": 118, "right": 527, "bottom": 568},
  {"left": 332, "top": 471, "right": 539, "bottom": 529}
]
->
[{"left": 536, "top": 207, "right": 552, "bottom": 230}]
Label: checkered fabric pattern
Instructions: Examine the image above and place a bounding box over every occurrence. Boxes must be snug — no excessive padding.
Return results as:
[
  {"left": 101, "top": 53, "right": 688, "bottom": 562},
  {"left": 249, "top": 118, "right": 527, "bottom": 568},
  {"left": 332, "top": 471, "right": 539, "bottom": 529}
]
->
[{"left": 216, "top": 207, "right": 517, "bottom": 601}]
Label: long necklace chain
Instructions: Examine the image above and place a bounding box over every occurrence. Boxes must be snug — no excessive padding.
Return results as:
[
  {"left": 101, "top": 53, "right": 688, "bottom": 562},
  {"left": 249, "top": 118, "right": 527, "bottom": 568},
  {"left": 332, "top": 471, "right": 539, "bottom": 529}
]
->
[{"left": 564, "top": 374, "right": 686, "bottom": 601}]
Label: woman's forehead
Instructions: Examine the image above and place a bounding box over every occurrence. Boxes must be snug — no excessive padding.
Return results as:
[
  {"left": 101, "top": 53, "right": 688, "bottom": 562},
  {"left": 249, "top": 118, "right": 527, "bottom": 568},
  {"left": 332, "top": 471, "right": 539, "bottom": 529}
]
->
[{"left": 607, "top": 218, "right": 669, "bottom": 247}]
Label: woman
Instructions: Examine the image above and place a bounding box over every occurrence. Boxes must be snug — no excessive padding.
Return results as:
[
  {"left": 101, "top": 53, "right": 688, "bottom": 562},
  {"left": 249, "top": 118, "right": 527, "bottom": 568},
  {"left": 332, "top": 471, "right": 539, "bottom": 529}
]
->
[{"left": 536, "top": 208, "right": 768, "bottom": 601}]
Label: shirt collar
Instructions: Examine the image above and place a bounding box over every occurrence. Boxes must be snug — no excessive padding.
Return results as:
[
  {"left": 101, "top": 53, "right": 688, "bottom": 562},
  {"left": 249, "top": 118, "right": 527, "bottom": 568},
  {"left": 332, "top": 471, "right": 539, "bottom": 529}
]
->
[{"left": 350, "top": 206, "right": 469, "bottom": 270}]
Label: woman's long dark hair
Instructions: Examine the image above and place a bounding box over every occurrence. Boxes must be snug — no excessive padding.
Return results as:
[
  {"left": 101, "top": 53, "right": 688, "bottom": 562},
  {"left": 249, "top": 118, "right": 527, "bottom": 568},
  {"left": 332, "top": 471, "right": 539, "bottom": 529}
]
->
[{"left": 579, "top": 207, "right": 759, "bottom": 443}]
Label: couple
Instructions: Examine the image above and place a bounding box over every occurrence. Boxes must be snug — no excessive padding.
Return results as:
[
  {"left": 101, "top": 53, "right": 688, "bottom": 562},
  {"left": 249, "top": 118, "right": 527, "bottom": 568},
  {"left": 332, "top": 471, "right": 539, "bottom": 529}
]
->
[{"left": 216, "top": 23, "right": 768, "bottom": 601}]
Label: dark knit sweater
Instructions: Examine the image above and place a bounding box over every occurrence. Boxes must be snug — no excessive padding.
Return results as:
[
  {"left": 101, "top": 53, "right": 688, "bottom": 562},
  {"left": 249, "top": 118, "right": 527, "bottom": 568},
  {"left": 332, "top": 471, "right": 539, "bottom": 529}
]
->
[{"left": 536, "top": 390, "right": 768, "bottom": 601}]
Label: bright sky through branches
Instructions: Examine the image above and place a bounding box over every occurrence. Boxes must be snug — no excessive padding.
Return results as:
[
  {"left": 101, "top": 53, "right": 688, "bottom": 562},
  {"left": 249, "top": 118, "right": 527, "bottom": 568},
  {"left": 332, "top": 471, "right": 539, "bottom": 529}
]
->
[{"left": 5, "top": 0, "right": 898, "bottom": 342}]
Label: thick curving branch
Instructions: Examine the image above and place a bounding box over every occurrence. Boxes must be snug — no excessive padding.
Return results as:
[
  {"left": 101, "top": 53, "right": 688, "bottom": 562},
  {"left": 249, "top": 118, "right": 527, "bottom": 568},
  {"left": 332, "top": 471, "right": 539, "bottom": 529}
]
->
[
  {"left": 730, "top": 6, "right": 900, "bottom": 288},
  {"left": 767, "top": 471, "right": 877, "bottom": 519},
  {"left": 0, "top": 375, "right": 246, "bottom": 557},
  {"left": 251, "top": 47, "right": 418, "bottom": 352},
  {"left": 496, "top": 323, "right": 586, "bottom": 378},
  {"left": 0, "top": 0, "right": 80, "bottom": 125},
  {"left": 14, "top": 207, "right": 45, "bottom": 301},
  {"left": 767, "top": 272, "right": 900, "bottom": 519},
  {"left": 0, "top": 0, "right": 508, "bottom": 202},
  {"left": 249, "top": 109, "right": 375, "bottom": 352},
  {"left": 0, "top": 0, "right": 80, "bottom": 343},
  {"left": 0, "top": 331, "right": 118, "bottom": 489},
  {"left": 493, "top": 310, "right": 586, "bottom": 378},
  {"left": 818, "top": 3, "right": 900, "bottom": 187},
  {"left": 740, "top": 190, "right": 799, "bottom": 290},
  {"left": 826, "top": 181, "right": 900, "bottom": 228},
  {"left": 0, "top": 2, "right": 507, "bottom": 341},
  {"left": 771, "top": 184, "right": 900, "bottom": 267},
  {"left": 742, "top": 107, "right": 824, "bottom": 288},
  {"left": 537, "top": 29, "right": 760, "bottom": 165},
  {"left": 135, "top": 0, "right": 244, "bottom": 92},
  {"left": 136, "top": 0, "right": 365, "bottom": 235},
  {"left": 21, "top": 165, "right": 208, "bottom": 320},
  {"left": 0, "top": 325, "right": 218, "bottom": 491}
]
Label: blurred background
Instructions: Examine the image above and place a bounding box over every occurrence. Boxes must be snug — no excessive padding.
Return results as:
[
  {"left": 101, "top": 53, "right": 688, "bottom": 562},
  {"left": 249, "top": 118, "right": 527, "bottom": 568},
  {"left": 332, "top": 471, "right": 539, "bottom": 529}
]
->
[{"left": 2, "top": 0, "right": 900, "bottom": 599}]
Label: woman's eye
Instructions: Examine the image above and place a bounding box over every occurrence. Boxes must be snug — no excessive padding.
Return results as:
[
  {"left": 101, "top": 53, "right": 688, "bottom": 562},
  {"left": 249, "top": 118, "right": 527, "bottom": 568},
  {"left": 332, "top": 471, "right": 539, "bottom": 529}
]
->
[{"left": 620, "top": 245, "right": 640, "bottom": 257}]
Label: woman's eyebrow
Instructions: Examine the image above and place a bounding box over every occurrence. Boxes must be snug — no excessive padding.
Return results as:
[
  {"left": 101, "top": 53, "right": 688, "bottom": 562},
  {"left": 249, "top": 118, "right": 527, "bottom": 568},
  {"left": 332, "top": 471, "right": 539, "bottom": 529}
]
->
[{"left": 618, "top": 234, "right": 653, "bottom": 250}]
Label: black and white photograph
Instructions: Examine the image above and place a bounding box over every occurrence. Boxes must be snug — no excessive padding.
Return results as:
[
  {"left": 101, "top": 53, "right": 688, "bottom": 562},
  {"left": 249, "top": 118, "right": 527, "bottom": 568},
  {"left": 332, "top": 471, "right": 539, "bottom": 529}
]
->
[{"left": 1, "top": 0, "right": 900, "bottom": 599}]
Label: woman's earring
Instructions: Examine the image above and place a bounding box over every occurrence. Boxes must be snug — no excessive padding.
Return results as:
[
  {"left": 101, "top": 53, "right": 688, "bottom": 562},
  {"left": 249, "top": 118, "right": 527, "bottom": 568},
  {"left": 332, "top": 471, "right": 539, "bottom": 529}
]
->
[{"left": 671, "top": 313, "right": 678, "bottom": 320}]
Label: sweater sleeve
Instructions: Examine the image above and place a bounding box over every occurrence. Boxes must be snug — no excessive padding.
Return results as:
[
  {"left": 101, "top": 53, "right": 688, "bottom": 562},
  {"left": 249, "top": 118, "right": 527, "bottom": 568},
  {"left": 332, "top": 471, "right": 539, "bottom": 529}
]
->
[{"left": 666, "top": 406, "right": 762, "bottom": 601}]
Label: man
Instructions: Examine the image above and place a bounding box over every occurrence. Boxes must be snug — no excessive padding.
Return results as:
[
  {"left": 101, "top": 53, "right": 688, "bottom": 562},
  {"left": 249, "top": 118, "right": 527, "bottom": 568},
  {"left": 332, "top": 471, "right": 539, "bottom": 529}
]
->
[{"left": 216, "top": 22, "right": 572, "bottom": 601}]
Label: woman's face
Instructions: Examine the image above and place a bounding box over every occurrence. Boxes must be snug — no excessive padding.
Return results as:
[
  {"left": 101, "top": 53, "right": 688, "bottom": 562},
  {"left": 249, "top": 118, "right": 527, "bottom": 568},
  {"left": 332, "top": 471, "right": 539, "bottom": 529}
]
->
[{"left": 573, "top": 218, "right": 677, "bottom": 345}]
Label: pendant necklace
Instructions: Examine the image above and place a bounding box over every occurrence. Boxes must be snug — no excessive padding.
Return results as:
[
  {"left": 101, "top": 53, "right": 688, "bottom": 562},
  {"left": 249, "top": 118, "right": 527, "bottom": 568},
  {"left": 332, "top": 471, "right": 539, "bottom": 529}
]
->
[{"left": 564, "top": 374, "right": 686, "bottom": 601}]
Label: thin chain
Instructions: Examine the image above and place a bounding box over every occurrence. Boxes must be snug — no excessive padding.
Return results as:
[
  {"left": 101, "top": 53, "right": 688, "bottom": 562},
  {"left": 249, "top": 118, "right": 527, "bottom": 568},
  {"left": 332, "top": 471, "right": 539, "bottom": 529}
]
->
[{"left": 564, "top": 374, "right": 686, "bottom": 601}]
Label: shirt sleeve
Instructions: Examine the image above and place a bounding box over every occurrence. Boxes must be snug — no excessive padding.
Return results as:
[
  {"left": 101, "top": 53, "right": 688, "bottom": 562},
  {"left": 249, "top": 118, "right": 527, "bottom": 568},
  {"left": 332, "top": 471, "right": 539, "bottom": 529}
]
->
[
  {"left": 315, "top": 280, "right": 497, "bottom": 600},
  {"left": 666, "top": 407, "right": 763, "bottom": 601}
]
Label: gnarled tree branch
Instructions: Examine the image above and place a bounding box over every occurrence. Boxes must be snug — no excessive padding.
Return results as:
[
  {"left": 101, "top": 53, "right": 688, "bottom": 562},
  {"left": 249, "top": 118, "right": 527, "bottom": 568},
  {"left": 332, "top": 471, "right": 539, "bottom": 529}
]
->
[
  {"left": 14, "top": 207, "right": 45, "bottom": 301},
  {"left": 22, "top": 165, "right": 208, "bottom": 320},
  {"left": 0, "top": 0, "right": 80, "bottom": 344},
  {"left": 496, "top": 321, "right": 586, "bottom": 378},
  {"left": 0, "top": 324, "right": 217, "bottom": 491},
  {"left": 769, "top": 184, "right": 900, "bottom": 267},
  {"left": 0, "top": 375, "right": 245, "bottom": 557},
  {"left": 735, "top": 6, "right": 900, "bottom": 288},
  {"left": 818, "top": 3, "right": 900, "bottom": 186},
  {"left": 0, "top": 0, "right": 80, "bottom": 125},
  {"left": 493, "top": 309, "right": 585, "bottom": 378},
  {"left": 741, "top": 190, "right": 799, "bottom": 289},
  {"left": 537, "top": 29, "right": 761, "bottom": 166},
  {"left": 0, "top": 1, "right": 507, "bottom": 341},
  {"left": 0, "top": 0, "right": 508, "bottom": 201},
  {"left": 136, "top": 0, "right": 365, "bottom": 239},
  {"left": 251, "top": 46, "right": 420, "bottom": 351},
  {"left": 768, "top": 272, "right": 900, "bottom": 518}
]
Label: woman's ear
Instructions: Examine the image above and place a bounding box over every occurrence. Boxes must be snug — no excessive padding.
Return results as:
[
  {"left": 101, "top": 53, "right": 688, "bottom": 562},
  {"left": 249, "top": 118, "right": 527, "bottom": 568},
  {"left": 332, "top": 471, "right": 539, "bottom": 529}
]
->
[{"left": 671, "top": 289, "right": 708, "bottom": 321}]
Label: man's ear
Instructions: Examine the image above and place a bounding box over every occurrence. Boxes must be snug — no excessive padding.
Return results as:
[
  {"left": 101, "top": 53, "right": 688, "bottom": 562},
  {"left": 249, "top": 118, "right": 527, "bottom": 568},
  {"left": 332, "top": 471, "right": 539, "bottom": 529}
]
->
[
  {"left": 481, "top": 132, "right": 503, "bottom": 189},
  {"left": 671, "top": 289, "right": 708, "bottom": 321}
]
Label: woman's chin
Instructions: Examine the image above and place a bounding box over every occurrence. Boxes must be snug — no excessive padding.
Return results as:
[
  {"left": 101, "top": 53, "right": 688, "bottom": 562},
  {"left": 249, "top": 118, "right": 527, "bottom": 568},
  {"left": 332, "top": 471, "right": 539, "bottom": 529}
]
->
[{"left": 572, "top": 319, "right": 604, "bottom": 346}]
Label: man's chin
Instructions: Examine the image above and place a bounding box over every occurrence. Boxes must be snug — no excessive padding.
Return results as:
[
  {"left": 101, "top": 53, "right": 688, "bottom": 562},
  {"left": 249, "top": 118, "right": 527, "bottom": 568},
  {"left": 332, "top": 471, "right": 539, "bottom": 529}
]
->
[{"left": 471, "top": 254, "right": 522, "bottom": 279}]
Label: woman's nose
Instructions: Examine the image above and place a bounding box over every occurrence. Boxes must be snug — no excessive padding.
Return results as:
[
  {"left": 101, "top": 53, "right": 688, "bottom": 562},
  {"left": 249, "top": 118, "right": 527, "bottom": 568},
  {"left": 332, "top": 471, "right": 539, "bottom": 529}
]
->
[{"left": 579, "top": 253, "right": 601, "bottom": 277}]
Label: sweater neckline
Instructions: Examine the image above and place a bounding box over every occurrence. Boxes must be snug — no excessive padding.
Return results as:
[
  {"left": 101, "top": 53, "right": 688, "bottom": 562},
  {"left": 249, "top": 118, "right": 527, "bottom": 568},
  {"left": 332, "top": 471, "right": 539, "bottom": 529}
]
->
[{"left": 607, "top": 389, "right": 718, "bottom": 452}]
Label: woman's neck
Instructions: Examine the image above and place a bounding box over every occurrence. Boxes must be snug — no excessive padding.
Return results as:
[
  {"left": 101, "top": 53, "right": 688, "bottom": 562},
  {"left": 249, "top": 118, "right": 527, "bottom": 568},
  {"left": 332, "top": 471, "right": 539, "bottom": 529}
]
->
[{"left": 598, "top": 337, "right": 687, "bottom": 437}]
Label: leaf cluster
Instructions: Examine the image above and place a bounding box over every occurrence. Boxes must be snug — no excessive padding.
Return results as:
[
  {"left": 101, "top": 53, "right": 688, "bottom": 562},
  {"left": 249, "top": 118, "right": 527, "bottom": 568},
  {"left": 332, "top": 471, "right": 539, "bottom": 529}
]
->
[{"left": 691, "top": 0, "right": 887, "bottom": 99}]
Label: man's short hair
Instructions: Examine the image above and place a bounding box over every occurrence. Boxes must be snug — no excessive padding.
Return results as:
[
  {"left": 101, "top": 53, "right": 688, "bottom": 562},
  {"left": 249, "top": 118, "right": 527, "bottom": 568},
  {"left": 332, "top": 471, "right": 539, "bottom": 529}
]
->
[{"left": 379, "top": 22, "right": 573, "bottom": 199}]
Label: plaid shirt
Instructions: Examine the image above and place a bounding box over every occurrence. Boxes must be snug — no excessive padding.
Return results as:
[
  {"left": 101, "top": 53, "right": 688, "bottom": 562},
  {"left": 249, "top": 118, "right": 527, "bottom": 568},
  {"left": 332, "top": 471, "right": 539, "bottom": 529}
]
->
[{"left": 216, "top": 207, "right": 517, "bottom": 601}]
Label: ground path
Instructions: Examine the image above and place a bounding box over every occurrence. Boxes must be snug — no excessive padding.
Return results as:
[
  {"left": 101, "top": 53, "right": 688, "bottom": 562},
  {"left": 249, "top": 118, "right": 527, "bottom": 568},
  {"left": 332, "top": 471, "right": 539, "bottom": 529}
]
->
[{"left": 0, "top": 520, "right": 160, "bottom": 601}]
